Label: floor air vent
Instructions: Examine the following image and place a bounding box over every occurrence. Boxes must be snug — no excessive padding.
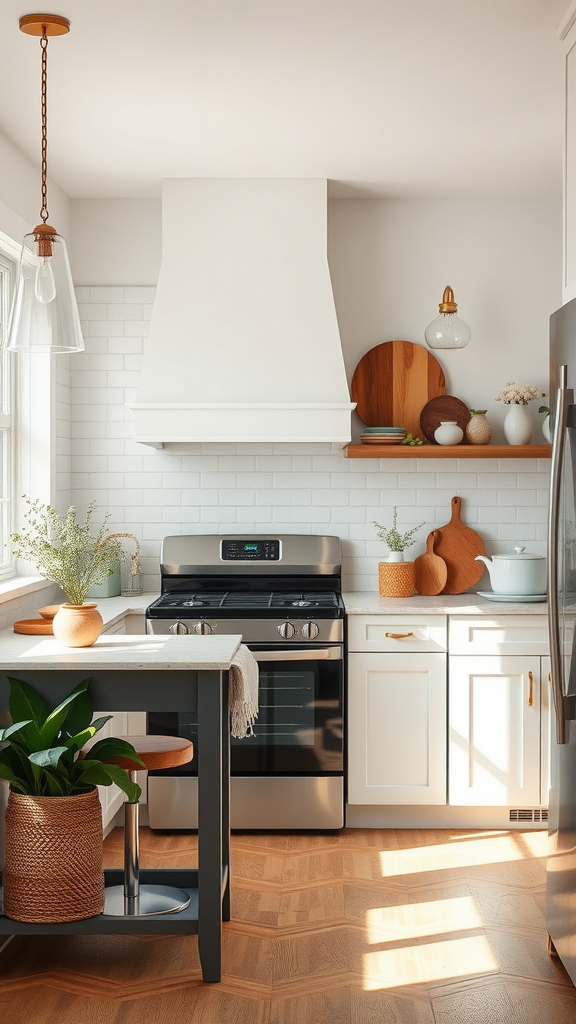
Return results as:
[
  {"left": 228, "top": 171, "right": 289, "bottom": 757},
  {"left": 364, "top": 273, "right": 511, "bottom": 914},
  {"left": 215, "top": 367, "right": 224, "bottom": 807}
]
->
[{"left": 509, "top": 808, "right": 549, "bottom": 822}]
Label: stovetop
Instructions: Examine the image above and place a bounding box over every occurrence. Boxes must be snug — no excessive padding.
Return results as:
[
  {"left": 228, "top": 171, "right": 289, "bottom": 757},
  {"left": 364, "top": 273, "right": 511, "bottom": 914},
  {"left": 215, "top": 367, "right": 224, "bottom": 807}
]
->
[{"left": 147, "top": 590, "right": 344, "bottom": 618}]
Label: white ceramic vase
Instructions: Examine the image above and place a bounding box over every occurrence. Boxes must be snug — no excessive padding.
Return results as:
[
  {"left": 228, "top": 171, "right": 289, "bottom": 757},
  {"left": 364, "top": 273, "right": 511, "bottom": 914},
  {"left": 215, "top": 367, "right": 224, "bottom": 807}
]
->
[
  {"left": 542, "top": 415, "right": 551, "bottom": 443},
  {"left": 503, "top": 403, "right": 533, "bottom": 445},
  {"left": 434, "top": 421, "right": 464, "bottom": 445}
]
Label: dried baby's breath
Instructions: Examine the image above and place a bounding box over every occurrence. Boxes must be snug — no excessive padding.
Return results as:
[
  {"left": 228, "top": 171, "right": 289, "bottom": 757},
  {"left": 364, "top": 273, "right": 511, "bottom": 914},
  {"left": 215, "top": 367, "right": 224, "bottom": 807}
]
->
[
  {"left": 495, "top": 382, "right": 546, "bottom": 406},
  {"left": 11, "top": 498, "right": 123, "bottom": 606}
]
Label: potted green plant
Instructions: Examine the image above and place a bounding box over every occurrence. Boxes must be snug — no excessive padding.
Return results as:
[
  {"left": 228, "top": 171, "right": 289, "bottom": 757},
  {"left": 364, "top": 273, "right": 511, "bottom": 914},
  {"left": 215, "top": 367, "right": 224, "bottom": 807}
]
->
[
  {"left": 373, "top": 508, "right": 423, "bottom": 597},
  {"left": 539, "top": 405, "right": 551, "bottom": 443},
  {"left": 11, "top": 498, "right": 124, "bottom": 647},
  {"left": 0, "top": 675, "right": 144, "bottom": 923}
]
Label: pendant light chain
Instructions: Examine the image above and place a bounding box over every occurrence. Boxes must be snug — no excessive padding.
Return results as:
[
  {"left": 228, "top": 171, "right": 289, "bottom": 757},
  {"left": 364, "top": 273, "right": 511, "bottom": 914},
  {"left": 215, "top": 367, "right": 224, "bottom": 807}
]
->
[{"left": 40, "top": 28, "right": 49, "bottom": 224}]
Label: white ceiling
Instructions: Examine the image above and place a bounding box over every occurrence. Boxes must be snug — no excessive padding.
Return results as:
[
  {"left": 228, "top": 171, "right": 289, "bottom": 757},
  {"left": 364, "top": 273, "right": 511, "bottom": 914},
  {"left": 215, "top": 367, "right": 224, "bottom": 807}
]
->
[{"left": 0, "top": 0, "right": 568, "bottom": 200}]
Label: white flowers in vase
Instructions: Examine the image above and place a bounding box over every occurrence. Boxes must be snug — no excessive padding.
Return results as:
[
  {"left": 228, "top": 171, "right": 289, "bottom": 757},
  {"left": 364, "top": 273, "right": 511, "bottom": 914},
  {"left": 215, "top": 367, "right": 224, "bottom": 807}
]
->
[{"left": 495, "top": 382, "right": 545, "bottom": 405}]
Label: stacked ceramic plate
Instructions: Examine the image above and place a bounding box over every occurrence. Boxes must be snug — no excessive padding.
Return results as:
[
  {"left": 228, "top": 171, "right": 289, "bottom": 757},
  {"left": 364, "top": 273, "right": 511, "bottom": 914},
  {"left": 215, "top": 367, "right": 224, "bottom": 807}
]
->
[{"left": 360, "top": 426, "right": 407, "bottom": 445}]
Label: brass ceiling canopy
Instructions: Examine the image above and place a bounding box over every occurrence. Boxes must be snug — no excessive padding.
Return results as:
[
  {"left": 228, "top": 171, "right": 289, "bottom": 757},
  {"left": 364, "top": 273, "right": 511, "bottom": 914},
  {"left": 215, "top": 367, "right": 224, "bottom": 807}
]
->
[{"left": 19, "top": 13, "right": 70, "bottom": 36}]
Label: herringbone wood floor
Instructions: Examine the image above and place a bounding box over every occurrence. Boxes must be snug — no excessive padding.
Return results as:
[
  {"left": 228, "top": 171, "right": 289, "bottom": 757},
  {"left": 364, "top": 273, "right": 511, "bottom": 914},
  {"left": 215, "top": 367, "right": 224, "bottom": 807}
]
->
[{"left": 1, "top": 826, "right": 575, "bottom": 1023}]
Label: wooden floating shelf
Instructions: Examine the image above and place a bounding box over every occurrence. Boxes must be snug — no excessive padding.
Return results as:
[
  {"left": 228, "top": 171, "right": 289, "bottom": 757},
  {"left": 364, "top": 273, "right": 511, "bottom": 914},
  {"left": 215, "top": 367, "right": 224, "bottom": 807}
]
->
[{"left": 344, "top": 444, "right": 551, "bottom": 459}]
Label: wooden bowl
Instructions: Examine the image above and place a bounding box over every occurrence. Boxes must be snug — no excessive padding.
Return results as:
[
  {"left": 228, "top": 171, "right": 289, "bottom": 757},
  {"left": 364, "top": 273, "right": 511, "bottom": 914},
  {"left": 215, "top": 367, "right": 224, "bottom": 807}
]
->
[{"left": 37, "top": 605, "right": 61, "bottom": 620}]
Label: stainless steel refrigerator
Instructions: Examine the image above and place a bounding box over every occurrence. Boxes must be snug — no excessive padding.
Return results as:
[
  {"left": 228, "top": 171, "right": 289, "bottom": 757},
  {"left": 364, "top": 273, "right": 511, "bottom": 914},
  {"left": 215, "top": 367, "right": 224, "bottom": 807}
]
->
[{"left": 547, "top": 295, "right": 576, "bottom": 981}]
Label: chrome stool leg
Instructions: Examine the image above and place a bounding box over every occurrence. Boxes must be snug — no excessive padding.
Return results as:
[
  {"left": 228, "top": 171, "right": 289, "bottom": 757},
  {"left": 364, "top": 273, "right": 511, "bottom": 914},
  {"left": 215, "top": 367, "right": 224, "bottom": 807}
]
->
[{"left": 104, "top": 770, "right": 191, "bottom": 917}]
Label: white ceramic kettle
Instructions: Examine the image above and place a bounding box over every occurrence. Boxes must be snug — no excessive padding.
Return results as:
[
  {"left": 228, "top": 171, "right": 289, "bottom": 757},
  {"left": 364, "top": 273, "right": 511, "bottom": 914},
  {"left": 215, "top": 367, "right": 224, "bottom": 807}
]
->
[{"left": 475, "top": 546, "right": 547, "bottom": 595}]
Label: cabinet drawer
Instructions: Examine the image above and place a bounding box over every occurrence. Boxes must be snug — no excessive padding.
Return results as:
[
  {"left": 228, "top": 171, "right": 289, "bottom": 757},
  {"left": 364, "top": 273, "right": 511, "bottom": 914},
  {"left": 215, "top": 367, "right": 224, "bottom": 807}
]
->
[
  {"left": 449, "top": 615, "right": 549, "bottom": 656},
  {"left": 347, "top": 615, "right": 447, "bottom": 653}
]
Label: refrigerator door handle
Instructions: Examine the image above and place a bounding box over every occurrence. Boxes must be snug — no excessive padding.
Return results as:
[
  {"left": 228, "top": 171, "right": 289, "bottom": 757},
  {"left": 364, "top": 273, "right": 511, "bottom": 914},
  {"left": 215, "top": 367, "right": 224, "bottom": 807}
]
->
[{"left": 548, "top": 371, "right": 572, "bottom": 744}]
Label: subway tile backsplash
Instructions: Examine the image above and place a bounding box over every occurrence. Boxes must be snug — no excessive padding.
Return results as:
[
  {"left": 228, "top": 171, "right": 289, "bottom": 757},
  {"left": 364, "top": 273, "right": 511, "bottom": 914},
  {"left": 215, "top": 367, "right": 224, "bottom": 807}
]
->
[{"left": 71, "top": 288, "right": 551, "bottom": 593}]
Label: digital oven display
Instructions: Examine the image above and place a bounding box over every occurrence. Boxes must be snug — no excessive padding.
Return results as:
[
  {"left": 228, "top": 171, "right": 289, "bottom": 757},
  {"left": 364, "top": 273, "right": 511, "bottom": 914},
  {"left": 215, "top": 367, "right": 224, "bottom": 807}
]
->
[{"left": 221, "top": 539, "right": 280, "bottom": 561}]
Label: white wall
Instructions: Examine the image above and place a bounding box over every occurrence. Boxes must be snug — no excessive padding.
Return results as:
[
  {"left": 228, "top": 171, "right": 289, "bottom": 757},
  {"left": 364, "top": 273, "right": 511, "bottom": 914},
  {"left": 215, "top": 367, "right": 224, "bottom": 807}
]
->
[
  {"left": 0, "top": 128, "right": 70, "bottom": 241},
  {"left": 69, "top": 199, "right": 161, "bottom": 286},
  {"left": 328, "top": 198, "right": 562, "bottom": 443}
]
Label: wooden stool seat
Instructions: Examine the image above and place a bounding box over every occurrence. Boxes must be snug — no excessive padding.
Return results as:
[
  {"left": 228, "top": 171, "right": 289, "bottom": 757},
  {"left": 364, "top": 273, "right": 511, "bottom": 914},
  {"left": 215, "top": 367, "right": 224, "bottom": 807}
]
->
[
  {"left": 103, "top": 735, "right": 193, "bottom": 772},
  {"left": 103, "top": 734, "right": 193, "bottom": 918}
]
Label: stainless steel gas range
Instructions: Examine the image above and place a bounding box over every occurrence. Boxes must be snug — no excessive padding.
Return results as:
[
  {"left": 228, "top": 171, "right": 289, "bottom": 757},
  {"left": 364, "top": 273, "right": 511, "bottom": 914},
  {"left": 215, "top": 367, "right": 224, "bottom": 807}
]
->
[{"left": 145, "top": 534, "right": 345, "bottom": 830}]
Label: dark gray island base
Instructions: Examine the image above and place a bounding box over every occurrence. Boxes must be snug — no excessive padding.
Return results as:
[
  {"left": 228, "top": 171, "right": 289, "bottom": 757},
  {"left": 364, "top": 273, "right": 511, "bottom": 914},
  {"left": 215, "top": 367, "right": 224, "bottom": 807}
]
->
[{"left": 0, "top": 637, "right": 238, "bottom": 984}]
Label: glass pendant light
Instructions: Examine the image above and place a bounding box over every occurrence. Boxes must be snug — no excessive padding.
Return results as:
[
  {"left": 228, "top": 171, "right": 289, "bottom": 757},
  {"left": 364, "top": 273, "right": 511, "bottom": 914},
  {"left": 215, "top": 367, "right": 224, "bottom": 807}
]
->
[
  {"left": 424, "top": 286, "right": 471, "bottom": 350},
  {"left": 6, "top": 14, "right": 84, "bottom": 354}
]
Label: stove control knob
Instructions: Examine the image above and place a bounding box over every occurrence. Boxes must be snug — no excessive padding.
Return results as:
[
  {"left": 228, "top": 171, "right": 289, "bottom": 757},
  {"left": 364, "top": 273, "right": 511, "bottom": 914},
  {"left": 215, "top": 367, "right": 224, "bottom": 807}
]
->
[
  {"left": 194, "top": 621, "right": 213, "bottom": 635},
  {"left": 169, "top": 621, "right": 189, "bottom": 635},
  {"left": 302, "top": 621, "right": 319, "bottom": 640},
  {"left": 278, "top": 621, "right": 296, "bottom": 639}
]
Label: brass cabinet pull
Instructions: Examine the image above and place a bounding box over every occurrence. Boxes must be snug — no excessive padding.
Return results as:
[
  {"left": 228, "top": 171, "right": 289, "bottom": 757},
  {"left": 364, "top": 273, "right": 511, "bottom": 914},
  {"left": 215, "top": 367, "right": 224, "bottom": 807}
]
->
[
  {"left": 528, "top": 670, "right": 534, "bottom": 707},
  {"left": 385, "top": 632, "right": 414, "bottom": 639}
]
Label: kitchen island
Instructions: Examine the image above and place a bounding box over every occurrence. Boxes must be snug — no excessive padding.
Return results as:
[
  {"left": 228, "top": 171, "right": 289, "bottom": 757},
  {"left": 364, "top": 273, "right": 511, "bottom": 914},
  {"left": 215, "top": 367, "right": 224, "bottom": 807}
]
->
[{"left": 0, "top": 632, "right": 242, "bottom": 984}]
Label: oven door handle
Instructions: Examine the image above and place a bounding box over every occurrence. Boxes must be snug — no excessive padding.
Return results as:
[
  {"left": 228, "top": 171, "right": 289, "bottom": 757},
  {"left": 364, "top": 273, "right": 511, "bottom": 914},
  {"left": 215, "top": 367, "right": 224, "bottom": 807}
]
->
[{"left": 251, "top": 647, "right": 343, "bottom": 662}]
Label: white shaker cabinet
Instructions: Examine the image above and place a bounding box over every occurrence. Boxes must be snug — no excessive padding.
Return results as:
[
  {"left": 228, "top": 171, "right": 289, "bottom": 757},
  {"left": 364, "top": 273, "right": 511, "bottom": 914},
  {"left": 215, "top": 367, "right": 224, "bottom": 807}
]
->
[
  {"left": 448, "top": 615, "right": 548, "bottom": 810},
  {"left": 347, "top": 616, "right": 447, "bottom": 805},
  {"left": 448, "top": 656, "right": 541, "bottom": 807}
]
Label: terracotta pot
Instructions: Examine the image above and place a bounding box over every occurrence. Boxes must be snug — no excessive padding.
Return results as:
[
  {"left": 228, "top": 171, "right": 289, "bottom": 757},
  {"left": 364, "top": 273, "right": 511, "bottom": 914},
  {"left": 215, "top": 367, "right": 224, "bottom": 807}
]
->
[
  {"left": 4, "top": 788, "right": 104, "bottom": 922},
  {"left": 52, "top": 602, "right": 103, "bottom": 647},
  {"left": 378, "top": 561, "right": 415, "bottom": 598}
]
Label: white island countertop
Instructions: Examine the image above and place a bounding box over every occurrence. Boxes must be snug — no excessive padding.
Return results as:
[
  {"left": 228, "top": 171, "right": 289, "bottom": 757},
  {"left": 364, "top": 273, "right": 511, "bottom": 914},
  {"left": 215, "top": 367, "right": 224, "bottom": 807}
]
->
[
  {"left": 0, "top": 632, "right": 242, "bottom": 671},
  {"left": 342, "top": 591, "right": 548, "bottom": 615}
]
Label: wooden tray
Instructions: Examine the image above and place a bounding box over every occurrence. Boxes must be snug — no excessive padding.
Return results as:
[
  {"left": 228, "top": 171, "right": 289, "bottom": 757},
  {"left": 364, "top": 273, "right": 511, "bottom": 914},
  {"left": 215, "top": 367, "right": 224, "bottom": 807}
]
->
[
  {"left": 420, "top": 395, "right": 471, "bottom": 443},
  {"left": 13, "top": 619, "right": 54, "bottom": 635},
  {"left": 351, "top": 340, "right": 446, "bottom": 438}
]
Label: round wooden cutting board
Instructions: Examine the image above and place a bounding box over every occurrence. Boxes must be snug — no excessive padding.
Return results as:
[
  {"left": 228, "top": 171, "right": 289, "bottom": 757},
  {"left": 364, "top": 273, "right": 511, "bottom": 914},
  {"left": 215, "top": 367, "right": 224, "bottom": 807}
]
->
[
  {"left": 420, "top": 395, "right": 471, "bottom": 443},
  {"left": 351, "top": 341, "right": 446, "bottom": 438}
]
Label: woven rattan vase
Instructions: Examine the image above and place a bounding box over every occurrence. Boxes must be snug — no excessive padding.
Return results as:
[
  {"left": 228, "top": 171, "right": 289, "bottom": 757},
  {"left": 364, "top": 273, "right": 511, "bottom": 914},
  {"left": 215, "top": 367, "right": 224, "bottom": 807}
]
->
[
  {"left": 378, "top": 561, "right": 415, "bottom": 598},
  {"left": 4, "top": 788, "right": 105, "bottom": 923}
]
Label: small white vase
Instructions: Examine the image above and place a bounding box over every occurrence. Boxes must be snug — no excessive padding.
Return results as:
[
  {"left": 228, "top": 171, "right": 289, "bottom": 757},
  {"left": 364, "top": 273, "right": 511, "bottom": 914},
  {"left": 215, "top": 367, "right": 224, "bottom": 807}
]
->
[
  {"left": 386, "top": 551, "right": 405, "bottom": 563},
  {"left": 434, "top": 421, "right": 463, "bottom": 445},
  {"left": 542, "top": 415, "right": 551, "bottom": 443},
  {"left": 503, "top": 404, "right": 533, "bottom": 445}
]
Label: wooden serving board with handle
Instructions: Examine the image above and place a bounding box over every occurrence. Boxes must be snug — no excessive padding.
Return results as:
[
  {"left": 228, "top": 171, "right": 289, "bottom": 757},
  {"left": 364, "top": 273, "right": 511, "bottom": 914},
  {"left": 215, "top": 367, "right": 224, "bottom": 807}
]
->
[
  {"left": 432, "top": 496, "right": 486, "bottom": 594},
  {"left": 414, "top": 530, "right": 447, "bottom": 596},
  {"left": 351, "top": 340, "right": 446, "bottom": 438}
]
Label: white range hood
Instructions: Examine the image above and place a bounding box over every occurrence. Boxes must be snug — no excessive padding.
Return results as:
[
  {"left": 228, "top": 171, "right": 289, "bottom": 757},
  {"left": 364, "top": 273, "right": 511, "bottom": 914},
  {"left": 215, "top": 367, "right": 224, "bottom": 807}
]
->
[{"left": 128, "top": 178, "right": 355, "bottom": 446}]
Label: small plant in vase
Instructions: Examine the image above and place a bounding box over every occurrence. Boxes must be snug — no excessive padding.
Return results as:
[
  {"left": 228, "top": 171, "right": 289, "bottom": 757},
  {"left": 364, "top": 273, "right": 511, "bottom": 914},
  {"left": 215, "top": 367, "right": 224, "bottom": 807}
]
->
[
  {"left": 373, "top": 508, "right": 423, "bottom": 597},
  {"left": 539, "top": 405, "right": 551, "bottom": 443},
  {"left": 11, "top": 498, "right": 123, "bottom": 647}
]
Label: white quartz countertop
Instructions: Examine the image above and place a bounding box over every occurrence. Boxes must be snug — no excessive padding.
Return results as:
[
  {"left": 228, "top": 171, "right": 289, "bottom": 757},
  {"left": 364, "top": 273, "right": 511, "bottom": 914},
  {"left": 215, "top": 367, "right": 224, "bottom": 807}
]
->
[
  {"left": 0, "top": 632, "right": 242, "bottom": 671},
  {"left": 342, "top": 591, "right": 548, "bottom": 615}
]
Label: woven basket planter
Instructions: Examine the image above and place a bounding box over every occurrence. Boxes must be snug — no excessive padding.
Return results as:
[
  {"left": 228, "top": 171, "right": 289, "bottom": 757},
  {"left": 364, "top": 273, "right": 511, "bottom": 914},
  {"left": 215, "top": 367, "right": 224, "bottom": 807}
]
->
[
  {"left": 378, "top": 561, "right": 415, "bottom": 598},
  {"left": 4, "top": 788, "right": 105, "bottom": 923}
]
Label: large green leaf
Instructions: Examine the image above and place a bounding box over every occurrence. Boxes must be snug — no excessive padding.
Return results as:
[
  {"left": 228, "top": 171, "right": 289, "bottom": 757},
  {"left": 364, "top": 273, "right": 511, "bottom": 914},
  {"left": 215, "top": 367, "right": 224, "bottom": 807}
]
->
[
  {"left": 39, "top": 690, "right": 89, "bottom": 749},
  {"left": 64, "top": 726, "right": 97, "bottom": 751},
  {"left": 87, "top": 737, "right": 145, "bottom": 768},
  {"left": 29, "top": 745, "right": 69, "bottom": 769},
  {"left": 61, "top": 679, "right": 94, "bottom": 737},
  {"left": 39, "top": 767, "right": 68, "bottom": 796},
  {"left": 0, "top": 720, "right": 33, "bottom": 743},
  {"left": 78, "top": 760, "right": 141, "bottom": 802},
  {"left": 8, "top": 676, "right": 49, "bottom": 729}
]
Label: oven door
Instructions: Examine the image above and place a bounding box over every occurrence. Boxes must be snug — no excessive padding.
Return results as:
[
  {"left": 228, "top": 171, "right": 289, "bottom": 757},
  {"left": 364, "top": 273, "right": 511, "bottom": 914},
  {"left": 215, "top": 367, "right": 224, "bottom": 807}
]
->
[{"left": 147, "top": 643, "right": 344, "bottom": 777}]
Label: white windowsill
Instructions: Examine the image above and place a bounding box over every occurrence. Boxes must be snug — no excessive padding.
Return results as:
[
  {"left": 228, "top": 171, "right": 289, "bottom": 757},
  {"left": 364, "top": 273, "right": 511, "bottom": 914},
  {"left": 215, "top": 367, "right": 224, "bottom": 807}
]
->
[{"left": 0, "top": 576, "right": 55, "bottom": 605}]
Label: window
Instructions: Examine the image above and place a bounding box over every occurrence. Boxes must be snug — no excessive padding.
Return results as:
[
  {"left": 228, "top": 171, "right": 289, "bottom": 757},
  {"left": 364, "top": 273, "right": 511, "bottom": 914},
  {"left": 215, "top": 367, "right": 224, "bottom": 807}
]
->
[{"left": 0, "top": 250, "right": 15, "bottom": 578}]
